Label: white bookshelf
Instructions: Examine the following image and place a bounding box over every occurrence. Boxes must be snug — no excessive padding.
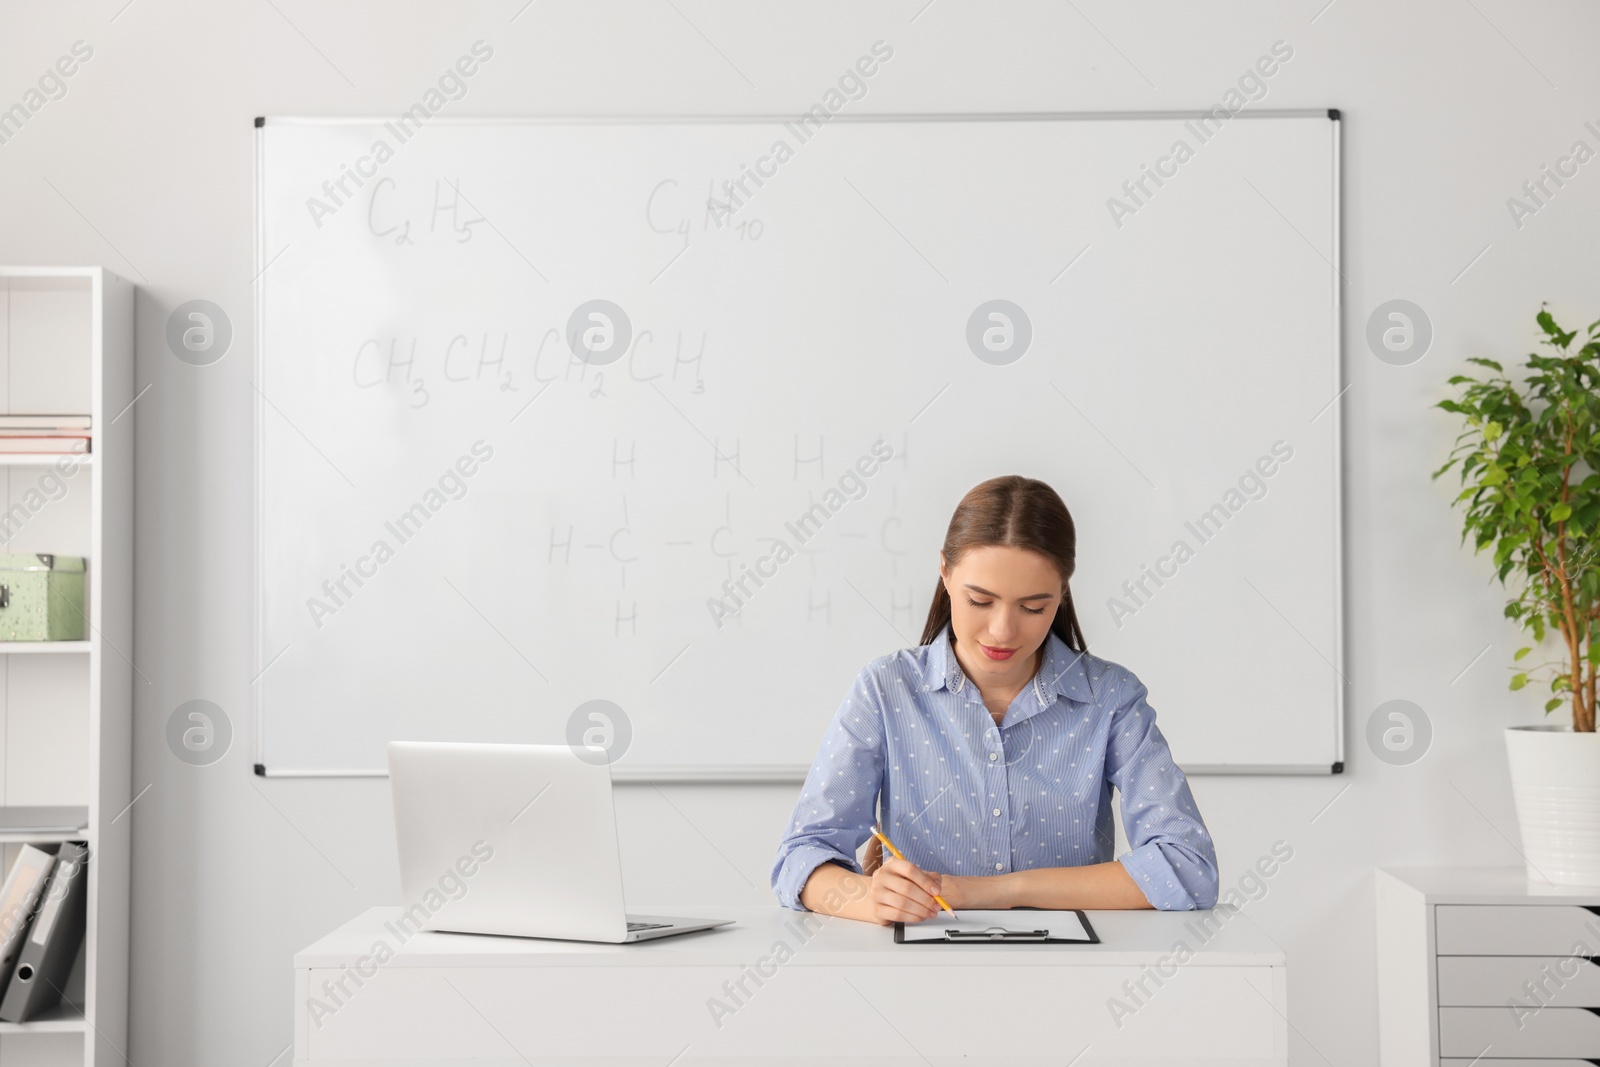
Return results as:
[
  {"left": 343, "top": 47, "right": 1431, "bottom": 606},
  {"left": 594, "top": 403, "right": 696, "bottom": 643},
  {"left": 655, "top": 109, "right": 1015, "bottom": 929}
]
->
[{"left": 0, "top": 268, "right": 132, "bottom": 1067}]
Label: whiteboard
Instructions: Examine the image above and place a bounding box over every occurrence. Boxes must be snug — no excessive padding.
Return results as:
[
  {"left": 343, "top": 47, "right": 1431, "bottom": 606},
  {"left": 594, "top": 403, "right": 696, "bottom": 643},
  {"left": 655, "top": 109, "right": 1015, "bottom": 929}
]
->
[{"left": 254, "top": 113, "right": 1342, "bottom": 779}]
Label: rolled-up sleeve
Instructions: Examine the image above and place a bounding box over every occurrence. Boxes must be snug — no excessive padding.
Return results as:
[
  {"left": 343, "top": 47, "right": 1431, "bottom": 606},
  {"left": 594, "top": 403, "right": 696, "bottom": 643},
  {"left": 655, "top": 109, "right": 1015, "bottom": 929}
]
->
[
  {"left": 1104, "top": 669, "right": 1220, "bottom": 911},
  {"left": 770, "top": 667, "right": 887, "bottom": 911}
]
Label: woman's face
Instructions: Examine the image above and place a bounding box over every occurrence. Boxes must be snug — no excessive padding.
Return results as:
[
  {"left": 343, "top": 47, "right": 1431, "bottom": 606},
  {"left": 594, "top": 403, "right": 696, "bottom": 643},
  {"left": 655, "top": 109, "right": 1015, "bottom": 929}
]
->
[{"left": 938, "top": 544, "right": 1063, "bottom": 683}]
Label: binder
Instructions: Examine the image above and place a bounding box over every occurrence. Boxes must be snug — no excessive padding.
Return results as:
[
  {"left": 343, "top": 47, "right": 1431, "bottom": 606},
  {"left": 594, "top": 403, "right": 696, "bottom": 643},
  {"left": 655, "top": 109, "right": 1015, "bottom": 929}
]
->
[
  {"left": 893, "top": 908, "right": 1100, "bottom": 945},
  {"left": 0, "top": 845, "right": 57, "bottom": 987},
  {"left": 0, "top": 842, "right": 87, "bottom": 1022}
]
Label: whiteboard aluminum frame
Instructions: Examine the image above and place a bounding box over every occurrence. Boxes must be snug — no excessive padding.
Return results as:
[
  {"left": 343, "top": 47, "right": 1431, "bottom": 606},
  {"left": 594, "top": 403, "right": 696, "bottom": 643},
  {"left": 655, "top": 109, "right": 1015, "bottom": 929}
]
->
[
  {"left": 252, "top": 109, "right": 1346, "bottom": 782},
  {"left": 253, "top": 761, "right": 1342, "bottom": 783}
]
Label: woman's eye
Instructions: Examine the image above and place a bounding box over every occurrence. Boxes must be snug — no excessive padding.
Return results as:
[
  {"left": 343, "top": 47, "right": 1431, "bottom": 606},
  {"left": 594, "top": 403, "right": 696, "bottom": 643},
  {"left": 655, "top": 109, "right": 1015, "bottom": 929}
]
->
[{"left": 964, "top": 596, "right": 1047, "bottom": 614}]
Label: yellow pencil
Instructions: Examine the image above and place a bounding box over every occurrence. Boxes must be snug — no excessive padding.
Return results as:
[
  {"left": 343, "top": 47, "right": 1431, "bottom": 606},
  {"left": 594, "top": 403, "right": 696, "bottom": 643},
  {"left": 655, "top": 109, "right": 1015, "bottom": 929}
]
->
[{"left": 871, "top": 823, "right": 957, "bottom": 919}]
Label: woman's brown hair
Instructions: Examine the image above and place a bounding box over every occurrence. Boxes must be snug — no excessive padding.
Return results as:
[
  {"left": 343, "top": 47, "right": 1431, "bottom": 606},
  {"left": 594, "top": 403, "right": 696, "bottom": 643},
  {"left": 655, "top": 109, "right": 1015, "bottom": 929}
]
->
[{"left": 918, "top": 475, "right": 1088, "bottom": 652}]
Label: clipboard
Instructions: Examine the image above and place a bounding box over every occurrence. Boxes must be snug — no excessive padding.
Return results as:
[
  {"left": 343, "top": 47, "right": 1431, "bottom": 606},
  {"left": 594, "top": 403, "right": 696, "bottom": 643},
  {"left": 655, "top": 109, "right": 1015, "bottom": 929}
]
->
[{"left": 893, "top": 907, "right": 1100, "bottom": 945}]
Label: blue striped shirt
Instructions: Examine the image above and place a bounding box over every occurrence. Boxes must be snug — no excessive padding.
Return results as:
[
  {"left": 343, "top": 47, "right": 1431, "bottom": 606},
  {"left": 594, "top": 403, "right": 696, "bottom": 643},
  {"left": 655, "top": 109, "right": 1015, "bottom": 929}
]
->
[{"left": 771, "top": 624, "right": 1219, "bottom": 912}]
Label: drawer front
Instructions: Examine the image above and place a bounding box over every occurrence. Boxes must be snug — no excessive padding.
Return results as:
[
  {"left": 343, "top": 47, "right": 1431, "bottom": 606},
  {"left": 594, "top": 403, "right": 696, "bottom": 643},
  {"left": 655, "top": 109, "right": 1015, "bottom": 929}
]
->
[
  {"left": 1440, "top": 1006, "right": 1600, "bottom": 1058},
  {"left": 1439, "top": 955, "right": 1600, "bottom": 1006},
  {"left": 1436, "top": 904, "right": 1600, "bottom": 955}
]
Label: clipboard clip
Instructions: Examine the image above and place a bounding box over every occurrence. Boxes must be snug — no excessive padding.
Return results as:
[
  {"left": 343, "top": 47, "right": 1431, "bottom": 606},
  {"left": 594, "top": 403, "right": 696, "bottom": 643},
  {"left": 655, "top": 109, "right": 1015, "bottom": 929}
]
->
[{"left": 943, "top": 926, "right": 1050, "bottom": 941}]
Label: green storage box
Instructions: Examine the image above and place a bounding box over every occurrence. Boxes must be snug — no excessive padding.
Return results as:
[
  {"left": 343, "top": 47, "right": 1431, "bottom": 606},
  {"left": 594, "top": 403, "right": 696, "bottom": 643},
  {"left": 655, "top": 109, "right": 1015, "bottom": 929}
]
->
[{"left": 0, "top": 555, "right": 86, "bottom": 641}]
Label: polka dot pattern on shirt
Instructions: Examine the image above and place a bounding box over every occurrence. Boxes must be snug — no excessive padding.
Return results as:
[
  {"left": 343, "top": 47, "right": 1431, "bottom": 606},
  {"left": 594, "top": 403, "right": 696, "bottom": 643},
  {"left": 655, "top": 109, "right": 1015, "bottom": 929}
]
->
[{"left": 769, "top": 623, "right": 1220, "bottom": 912}]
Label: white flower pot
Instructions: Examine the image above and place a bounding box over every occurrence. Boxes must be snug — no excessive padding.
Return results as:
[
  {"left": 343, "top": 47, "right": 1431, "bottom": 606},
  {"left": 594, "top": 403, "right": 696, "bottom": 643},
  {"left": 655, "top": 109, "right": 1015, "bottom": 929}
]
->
[{"left": 1506, "top": 724, "right": 1600, "bottom": 885}]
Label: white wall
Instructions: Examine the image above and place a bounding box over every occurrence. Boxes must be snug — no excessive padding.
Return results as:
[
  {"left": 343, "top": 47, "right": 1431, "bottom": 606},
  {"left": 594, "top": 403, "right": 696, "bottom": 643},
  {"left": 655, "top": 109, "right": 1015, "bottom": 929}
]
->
[{"left": 2, "top": 1, "right": 1598, "bottom": 1063}]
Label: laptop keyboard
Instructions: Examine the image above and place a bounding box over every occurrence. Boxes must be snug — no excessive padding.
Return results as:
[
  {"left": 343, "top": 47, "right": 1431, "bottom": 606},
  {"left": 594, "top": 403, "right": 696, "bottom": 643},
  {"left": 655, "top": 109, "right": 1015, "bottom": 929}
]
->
[{"left": 627, "top": 921, "right": 672, "bottom": 932}]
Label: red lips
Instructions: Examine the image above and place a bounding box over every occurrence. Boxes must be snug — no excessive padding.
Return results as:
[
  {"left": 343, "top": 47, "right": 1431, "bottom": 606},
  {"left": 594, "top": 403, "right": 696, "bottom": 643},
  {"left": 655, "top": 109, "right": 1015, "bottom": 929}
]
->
[{"left": 979, "top": 644, "right": 1015, "bottom": 661}]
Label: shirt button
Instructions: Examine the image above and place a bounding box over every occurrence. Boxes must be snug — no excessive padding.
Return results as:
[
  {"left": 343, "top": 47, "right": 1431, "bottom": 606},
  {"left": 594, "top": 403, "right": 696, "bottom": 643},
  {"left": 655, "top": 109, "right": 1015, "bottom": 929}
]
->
[
  {"left": 992, "top": 808, "right": 1001, "bottom": 817},
  {"left": 988, "top": 753, "right": 998, "bottom": 761},
  {"left": 994, "top": 863, "right": 1004, "bottom": 871}
]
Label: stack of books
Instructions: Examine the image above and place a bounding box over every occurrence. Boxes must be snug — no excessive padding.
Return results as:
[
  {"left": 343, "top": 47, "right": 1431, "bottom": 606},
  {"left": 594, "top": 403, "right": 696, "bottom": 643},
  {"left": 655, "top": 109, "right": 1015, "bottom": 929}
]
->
[
  {"left": 0, "top": 839, "right": 89, "bottom": 1022},
  {"left": 0, "top": 416, "right": 90, "bottom": 455}
]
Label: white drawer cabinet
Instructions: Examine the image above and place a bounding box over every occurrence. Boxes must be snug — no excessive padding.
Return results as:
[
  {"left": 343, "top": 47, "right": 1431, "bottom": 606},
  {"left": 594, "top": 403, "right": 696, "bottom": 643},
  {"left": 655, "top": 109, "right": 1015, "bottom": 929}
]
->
[{"left": 1378, "top": 868, "right": 1600, "bottom": 1066}]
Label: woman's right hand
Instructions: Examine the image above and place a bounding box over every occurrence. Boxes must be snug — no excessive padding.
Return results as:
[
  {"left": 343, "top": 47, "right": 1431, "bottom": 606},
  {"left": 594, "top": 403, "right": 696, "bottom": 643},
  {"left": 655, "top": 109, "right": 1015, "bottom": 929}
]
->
[{"left": 865, "top": 855, "right": 944, "bottom": 925}]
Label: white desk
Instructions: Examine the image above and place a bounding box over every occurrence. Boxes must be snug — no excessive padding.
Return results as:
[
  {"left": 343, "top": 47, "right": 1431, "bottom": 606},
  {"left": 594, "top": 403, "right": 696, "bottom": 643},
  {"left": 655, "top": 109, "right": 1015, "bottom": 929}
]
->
[{"left": 294, "top": 905, "right": 1287, "bottom": 1066}]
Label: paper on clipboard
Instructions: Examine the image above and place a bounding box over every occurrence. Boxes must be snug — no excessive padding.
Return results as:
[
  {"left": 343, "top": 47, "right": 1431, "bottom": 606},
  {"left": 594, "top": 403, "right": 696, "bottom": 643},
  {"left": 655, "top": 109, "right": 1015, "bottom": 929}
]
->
[{"left": 894, "top": 909, "right": 1099, "bottom": 944}]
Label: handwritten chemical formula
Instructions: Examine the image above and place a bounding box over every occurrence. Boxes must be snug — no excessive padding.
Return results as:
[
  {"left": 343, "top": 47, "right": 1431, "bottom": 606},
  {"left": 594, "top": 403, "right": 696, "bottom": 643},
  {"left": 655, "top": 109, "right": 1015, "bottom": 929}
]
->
[{"left": 351, "top": 327, "right": 709, "bottom": 408}]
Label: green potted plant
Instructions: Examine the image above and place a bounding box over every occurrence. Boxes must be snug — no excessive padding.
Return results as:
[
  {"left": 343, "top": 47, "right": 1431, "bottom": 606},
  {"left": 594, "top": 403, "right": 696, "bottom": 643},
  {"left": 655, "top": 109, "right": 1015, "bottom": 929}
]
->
[{"left": 1435, "top": 306, "right": 1600, "bottom": 884}]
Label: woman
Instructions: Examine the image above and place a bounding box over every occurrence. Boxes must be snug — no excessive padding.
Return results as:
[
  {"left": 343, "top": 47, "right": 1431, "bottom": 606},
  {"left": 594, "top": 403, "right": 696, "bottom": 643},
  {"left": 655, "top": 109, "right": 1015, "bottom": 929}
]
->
[{"left": 770, "top": 476, "right": 1219, "bottom": 924}]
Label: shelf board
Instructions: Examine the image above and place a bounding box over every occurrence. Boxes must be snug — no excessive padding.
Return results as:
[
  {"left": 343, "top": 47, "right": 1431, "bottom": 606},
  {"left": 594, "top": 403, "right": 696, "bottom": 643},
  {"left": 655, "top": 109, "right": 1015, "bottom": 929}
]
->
[
  {"left": 0, "top": 1002, "right": 88, "bottom": 1033},
  {"left": 0, "top": 266, "right": 100, "bottom": 280},
  {"left": 0, "top": 641, "right": 89, "bottom": 653},
  {"left": 0, "top": 828, "right": 88, "bottom": 844},
  {"left": 0, "top": 807, "right": 89, "bottom": 843},
  {"left": 0, "top": 453, "right": 90, "bottom": 466}
]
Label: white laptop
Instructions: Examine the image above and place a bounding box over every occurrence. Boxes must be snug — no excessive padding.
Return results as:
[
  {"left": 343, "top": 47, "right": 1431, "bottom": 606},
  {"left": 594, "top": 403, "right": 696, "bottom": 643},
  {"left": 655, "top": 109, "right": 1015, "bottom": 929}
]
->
[{"left": 387, "top": 741, "right": 734, "bottom": 943}]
